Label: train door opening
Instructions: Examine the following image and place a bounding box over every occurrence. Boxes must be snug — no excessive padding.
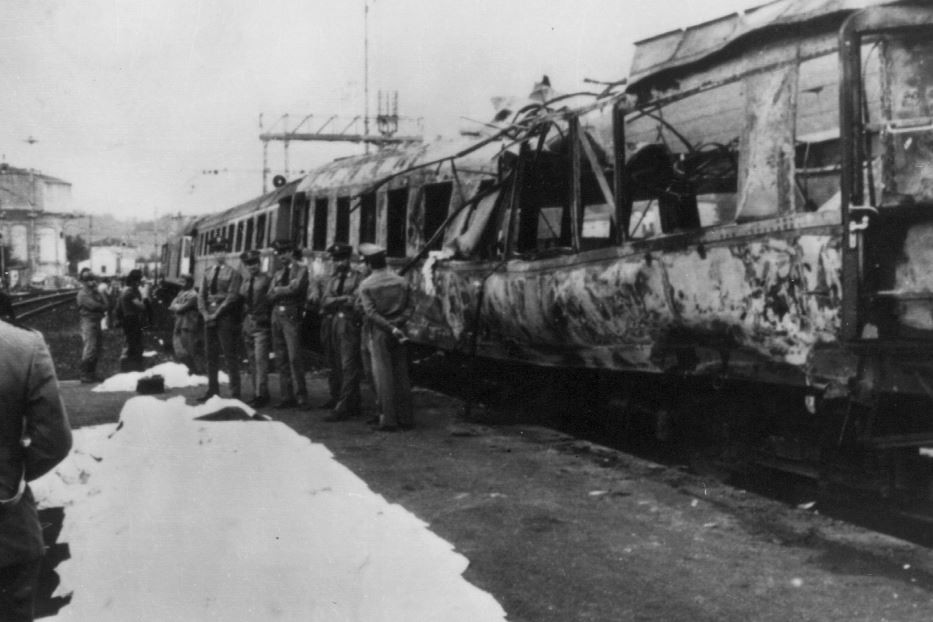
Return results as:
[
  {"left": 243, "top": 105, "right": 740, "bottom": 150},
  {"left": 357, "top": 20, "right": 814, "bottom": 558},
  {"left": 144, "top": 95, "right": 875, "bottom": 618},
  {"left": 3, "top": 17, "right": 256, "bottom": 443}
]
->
[
  {"left": 293, "top": 192, "right": 310, "bottom": 248},
  {"left": 256, "top": 214, "right": 267, "bottom": 250},
  {"left": 359, "top": 192, "right": 377, "bottom": 245},
  {"left": 312, "top": 198, "right": 328, "bottom": 251},
  {"left": 386, "top": 188, "right": 408, "bottom": 258},
  {"left": 244, "top": 219, "right": 254, "bottom": 251},
  {"left": 423, "top": 182, "right": 453, "bottom": 250},
  {"left": 841, "top": 7, "right": 933, "bottom": 342},
  {"left": 335, "top": 196, "right": 351, "bottom": 243},
  {"left": 275, "top": 198, "right": 292, "bottom": 241}
]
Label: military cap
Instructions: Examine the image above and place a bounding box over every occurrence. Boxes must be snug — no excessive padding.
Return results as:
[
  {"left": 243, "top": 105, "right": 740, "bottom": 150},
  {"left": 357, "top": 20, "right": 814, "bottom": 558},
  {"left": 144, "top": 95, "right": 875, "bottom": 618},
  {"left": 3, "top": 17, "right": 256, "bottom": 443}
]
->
[
  {"left": 358, "top": 243, "right": 386, "bottom": 260},
  {"left": 208, "top": 237, "right": 230, "bottom": 252},
  {"left": 240, "top": 249, "right": 261, "bottom": 265},
  {"left": 327, "top": 242, "right": 353, "bottom": 259},
  {"left": 271, "top": 238, "right": 294, "bottom": 254},
  {"left": 179, "top": 273, "right": 195, "bottom": 286}
]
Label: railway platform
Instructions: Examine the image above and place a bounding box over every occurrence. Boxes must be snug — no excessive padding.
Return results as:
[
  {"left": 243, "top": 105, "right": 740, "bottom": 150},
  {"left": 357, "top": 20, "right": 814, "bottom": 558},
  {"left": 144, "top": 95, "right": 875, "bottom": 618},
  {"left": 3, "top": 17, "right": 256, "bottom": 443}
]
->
[{"left": 42, "top": 371, "right": 933, "bottom": 621}]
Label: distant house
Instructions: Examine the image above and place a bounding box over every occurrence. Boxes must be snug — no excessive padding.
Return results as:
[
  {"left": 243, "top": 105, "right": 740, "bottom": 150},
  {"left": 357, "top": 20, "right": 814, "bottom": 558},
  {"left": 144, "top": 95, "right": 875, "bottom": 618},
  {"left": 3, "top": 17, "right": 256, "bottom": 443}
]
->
[
  {"left": 88, "top": 241, "right": 139, "bottom": 277},
  {"left": 0, "top": 164, "right": 73, "bottom": 289}
]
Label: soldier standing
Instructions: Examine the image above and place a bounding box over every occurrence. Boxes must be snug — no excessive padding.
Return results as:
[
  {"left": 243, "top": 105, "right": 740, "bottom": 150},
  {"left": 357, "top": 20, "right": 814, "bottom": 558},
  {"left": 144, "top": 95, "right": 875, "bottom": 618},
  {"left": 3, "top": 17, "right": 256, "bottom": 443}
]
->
[
  {"left": 358, "top": 243, "right": 414, "bottom": 431},
  {"left": 268, "top": 239, "right": 309, "bottom": 408},
  {"left": 76, "top": 267, "right": 107, "bottom": 383},
  {"left": 119, "top": 269, "right": 148, "bottom": 372},
  {"left": 168, "top": 274, "right": 201, "bottom": 375},
  {"left": 240, "top": 250, "right": 272, "bottom": 407},
  {"left": 320, "top": 243, "right": 364, "bottom": 421},
  {"left": 197, "top": 237, "right": 242, "bottom": 401},
  {"left": 0, "top": 314, "right": 72, "bottom": 621}
]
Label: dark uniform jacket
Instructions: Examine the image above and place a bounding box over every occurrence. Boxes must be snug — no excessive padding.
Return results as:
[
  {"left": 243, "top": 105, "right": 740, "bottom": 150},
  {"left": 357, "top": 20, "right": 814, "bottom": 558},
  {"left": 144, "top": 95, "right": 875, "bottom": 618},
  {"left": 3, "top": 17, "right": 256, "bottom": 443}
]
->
[
  {"left": 0, "top": 322, "right": 72, "bottom": 566},
  {"left": 76, "top": 284, "right": 108, "bottom": 320},
  {"left": 169, "top": 289, "right": 200, "bottom": 331},
  {"left": 198, "top": 263, "right": 243, "bottom": 320},
  {"left": 321, "top": 268, "right": 364, "bottom": 318},
  {"left": 359, "top": 269, "right": 412, "bottom": 334},
  {"left": 240, "top": 272, "right": 273, "bottom": 326},
  {"left": 268, "top": 262, "right": 309, "bottom": 308},
  {"left": 119, "top": 285, "right": 146, "bottom": 319}
]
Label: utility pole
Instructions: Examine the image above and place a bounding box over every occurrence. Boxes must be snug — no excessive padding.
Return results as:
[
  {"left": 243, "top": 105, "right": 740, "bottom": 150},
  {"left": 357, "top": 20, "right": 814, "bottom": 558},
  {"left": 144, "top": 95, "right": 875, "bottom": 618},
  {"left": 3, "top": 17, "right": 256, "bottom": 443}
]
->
[{"left": 364, "top": 0, "right": 370, "bottom": 155}]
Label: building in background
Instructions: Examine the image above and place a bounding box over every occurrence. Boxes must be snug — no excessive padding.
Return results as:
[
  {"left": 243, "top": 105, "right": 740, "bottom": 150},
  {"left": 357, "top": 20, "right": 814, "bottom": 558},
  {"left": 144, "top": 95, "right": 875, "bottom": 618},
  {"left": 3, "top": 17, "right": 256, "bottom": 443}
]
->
[
  {"left": 0, "top": 163, "right": 72, "bottom": 289},
  {"left": 83, "top": 241, "right": 139, "bottom": 278}
]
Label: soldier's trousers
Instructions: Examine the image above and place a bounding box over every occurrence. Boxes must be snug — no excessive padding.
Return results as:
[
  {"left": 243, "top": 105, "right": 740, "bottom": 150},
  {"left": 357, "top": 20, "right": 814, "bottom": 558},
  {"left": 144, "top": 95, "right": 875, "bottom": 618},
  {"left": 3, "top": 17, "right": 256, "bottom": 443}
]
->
[
  {"left": 173, "top": 321, "right": 200, "bottom": 374},
  {"left": 205, "top": 315, "right": 241, "bottom": 396},
  {"left": 369, "top": 327, "right": 413, "bottom": 428},
  {"left": 320, "top": 314, "right": 338, "bottom": 400},
  {"left": 272, "top": 305, "right": 306, "bottom": 400},
  {"left": 79, "top": 316, "right": 102, "bottom": 374},
  {"left": 120, "top": 316, "right": 145, "bottom": 372},
  {"left": 330, "top": 312, "right": 362, "bottom": 417},
  {"left": 243, "top": 314, "right": 271, "bottom": 398},
  {"left": 0, "top": 558, "right": 41, "bottom": 622}
]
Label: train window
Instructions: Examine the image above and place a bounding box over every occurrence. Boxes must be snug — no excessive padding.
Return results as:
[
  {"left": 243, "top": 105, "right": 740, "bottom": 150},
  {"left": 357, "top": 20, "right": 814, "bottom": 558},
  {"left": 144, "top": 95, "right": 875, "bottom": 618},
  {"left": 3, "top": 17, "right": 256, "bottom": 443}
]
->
[
  {"left": 423, "top": 182, "right": 453, "bottom": 250},
  {"left": 625, "top": 80, "right": 741, "bottom": 230},
  {"left": 581, "top": 203, "right": 613, "bottom": 248},
  {"left": 335, "top": 196, "right": 350, "bottom": 243},
  {"left": 256, "top": 214, "right": 267, "bottom": 249},
  {"left": 629, "top": 200, "right": 661, "bottom": 239},
  {"left": 290, "top": 193, "right": 310, "bottom": 247},
  {"left": 794, "top": 49, "right": 882, "bottom": 212},
  {"left": 235, "top": 221, "right": 244, "bottom": 252},
  {"left": 312, "top": 198, "right": 328, "bottom": 251},
  {"left": 513, "top": 153, "right": 572, "bottom": 255},
  {"left": 386, "top": 188, "right": 408, "bottom": 258},
  {"left": 227, "top": 224, "right": 235, "bottom": 247},
  {"left": 359, "top": 192, "right": 377, "bottom": 245},
  {"left": 245, "top": 218, "right": 254, "bottom": 251}
]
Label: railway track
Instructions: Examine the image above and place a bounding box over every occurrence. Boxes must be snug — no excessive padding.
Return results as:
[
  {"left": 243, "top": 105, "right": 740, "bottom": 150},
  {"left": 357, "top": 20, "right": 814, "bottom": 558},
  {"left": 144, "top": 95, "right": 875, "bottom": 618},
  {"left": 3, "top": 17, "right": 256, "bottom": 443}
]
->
[
  {"left": 411, "top": 350, "right": 933, "bottom": 548},
  {"left": 9, "top": 289, "right": 78, "bottom": 320}
]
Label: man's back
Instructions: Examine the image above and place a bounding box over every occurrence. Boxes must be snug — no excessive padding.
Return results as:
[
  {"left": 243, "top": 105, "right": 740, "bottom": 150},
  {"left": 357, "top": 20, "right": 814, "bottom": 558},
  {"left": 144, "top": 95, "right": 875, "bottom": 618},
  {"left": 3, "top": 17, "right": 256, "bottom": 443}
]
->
[{"left": 0, "top": 320, "right": 72, "bottom": 567}]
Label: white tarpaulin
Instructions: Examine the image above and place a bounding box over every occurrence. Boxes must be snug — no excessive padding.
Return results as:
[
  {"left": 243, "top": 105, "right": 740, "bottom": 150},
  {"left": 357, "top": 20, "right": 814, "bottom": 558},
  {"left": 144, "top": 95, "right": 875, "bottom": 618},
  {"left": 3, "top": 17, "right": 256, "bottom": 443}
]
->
[{"left": 33, "top": 396, "right": 507, "bottom": 621}]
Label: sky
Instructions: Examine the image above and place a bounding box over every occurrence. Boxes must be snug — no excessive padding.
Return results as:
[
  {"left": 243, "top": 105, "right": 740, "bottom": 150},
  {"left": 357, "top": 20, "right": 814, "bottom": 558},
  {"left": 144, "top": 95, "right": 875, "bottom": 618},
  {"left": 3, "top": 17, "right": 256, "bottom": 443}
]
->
[{"left": 0, "top": 0, "right": 757, "bottom": 220}]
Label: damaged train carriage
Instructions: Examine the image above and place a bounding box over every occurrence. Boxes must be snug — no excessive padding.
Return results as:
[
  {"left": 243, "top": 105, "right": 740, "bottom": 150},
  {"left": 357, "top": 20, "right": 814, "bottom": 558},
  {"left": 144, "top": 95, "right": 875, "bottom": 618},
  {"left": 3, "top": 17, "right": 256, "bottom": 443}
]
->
[{"left": 416, "top": 0, "right": 933, "bottom": 503}]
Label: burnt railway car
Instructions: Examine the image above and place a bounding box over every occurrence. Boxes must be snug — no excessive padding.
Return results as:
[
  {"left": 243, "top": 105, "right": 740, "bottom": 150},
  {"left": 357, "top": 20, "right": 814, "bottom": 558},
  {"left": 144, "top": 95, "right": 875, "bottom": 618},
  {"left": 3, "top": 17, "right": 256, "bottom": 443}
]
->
[
  {"left": 162, "top": 0, "right": 933, "bottom": 508},
  {"left": 409, "top": 0, "right": 933, "bottom": 508}
]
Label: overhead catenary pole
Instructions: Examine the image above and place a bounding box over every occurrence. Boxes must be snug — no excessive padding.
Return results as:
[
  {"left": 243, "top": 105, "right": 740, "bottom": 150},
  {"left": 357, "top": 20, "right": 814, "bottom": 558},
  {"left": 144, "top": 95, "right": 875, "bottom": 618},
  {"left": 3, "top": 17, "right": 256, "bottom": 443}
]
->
[{"left": 364, "top": 0, "right": 370, "bottom": 154}]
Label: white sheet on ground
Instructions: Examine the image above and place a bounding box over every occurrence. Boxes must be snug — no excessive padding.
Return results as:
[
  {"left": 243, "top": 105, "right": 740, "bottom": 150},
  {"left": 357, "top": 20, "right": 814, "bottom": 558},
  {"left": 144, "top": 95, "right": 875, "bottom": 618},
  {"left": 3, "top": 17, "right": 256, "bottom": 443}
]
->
[
  {"left": 32, "top": 395, "right": 507, "bottom": 621},
  {"left": 92, "top": 362, "right": 228, "bottom": 392}
]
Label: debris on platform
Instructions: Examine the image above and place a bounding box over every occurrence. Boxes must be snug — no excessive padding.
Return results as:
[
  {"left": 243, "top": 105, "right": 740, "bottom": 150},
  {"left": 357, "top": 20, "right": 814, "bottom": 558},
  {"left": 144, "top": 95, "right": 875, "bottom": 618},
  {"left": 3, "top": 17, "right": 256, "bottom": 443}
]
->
[
  {"left": 32, "top": 395, "right": 507, "bottom": 621},
  {"left": 93, "top": 362, "right": 227, "bottom": 392}
]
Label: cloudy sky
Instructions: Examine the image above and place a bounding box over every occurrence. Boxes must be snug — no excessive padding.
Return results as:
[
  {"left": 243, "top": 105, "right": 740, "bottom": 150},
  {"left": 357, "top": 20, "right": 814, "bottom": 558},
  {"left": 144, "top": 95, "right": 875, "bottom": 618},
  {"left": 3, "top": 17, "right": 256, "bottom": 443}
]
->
[{"left": 1, "top": 0, "right": 755, "bottom": 219}]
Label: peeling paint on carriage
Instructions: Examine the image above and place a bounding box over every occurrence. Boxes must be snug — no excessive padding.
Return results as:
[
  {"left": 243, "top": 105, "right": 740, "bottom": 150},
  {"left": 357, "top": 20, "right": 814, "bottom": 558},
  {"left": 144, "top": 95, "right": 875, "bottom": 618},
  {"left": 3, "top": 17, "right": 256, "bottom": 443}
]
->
[{"left": 412, "top": 223, "right": 847, "bottom": 388}]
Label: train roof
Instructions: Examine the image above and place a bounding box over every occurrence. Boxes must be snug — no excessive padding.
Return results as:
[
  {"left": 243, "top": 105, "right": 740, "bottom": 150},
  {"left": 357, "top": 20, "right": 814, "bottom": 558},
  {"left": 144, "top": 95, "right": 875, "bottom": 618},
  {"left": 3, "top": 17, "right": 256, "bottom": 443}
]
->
[
  {"left": 627, "top": 0, "right": 904, "bottom": 89},
  {"left": 297, "top": 137, "right": 501, "bottom": 194},
  {"left": 190, "top": 178, "right": 302, "bottom": 232}
]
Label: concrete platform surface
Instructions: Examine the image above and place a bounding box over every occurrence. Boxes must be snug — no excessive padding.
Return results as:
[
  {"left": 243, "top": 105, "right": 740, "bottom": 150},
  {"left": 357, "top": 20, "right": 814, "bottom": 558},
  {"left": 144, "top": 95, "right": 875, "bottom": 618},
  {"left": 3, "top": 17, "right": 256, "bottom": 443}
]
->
[{"left": 51, "top": 373, "right": 933, "bottom": 622}]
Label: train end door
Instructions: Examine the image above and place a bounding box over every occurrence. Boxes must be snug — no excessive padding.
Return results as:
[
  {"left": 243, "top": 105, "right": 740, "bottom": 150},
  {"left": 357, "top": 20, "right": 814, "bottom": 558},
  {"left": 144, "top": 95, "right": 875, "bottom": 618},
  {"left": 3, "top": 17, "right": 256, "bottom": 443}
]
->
[{"left": 841, "top": 5, "right": 933, "bottom": 344}]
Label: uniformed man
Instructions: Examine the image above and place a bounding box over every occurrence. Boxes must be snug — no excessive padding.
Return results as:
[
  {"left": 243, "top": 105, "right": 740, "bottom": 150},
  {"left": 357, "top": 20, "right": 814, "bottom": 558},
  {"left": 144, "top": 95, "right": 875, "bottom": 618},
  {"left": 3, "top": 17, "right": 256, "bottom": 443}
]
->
[
  {"left": 0, "top": 318, "right": 72, "bottom": 621},
  {"left": 118, "top": 269, "right": 148, "bottom": 372},
  {"left": 320, "top": 243, "right": 364, "bottom": 421},
  {"left": 268, "top": 239, "right": 309, "bottom": 408},
  {"left": 358, "top": 243, "right": 414, "bottom": 431},
  {"left": 168, "top": 274, "right": 201, "bottom": 375},
  {"left": 76, "top": 267, "right": 108, "bottom": 383},
  {"left": 197, "top": 237, "right": 243, "bottom": 401},
  {"left": 240, "top": 250, "right": 272, "bottom": 407}
]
